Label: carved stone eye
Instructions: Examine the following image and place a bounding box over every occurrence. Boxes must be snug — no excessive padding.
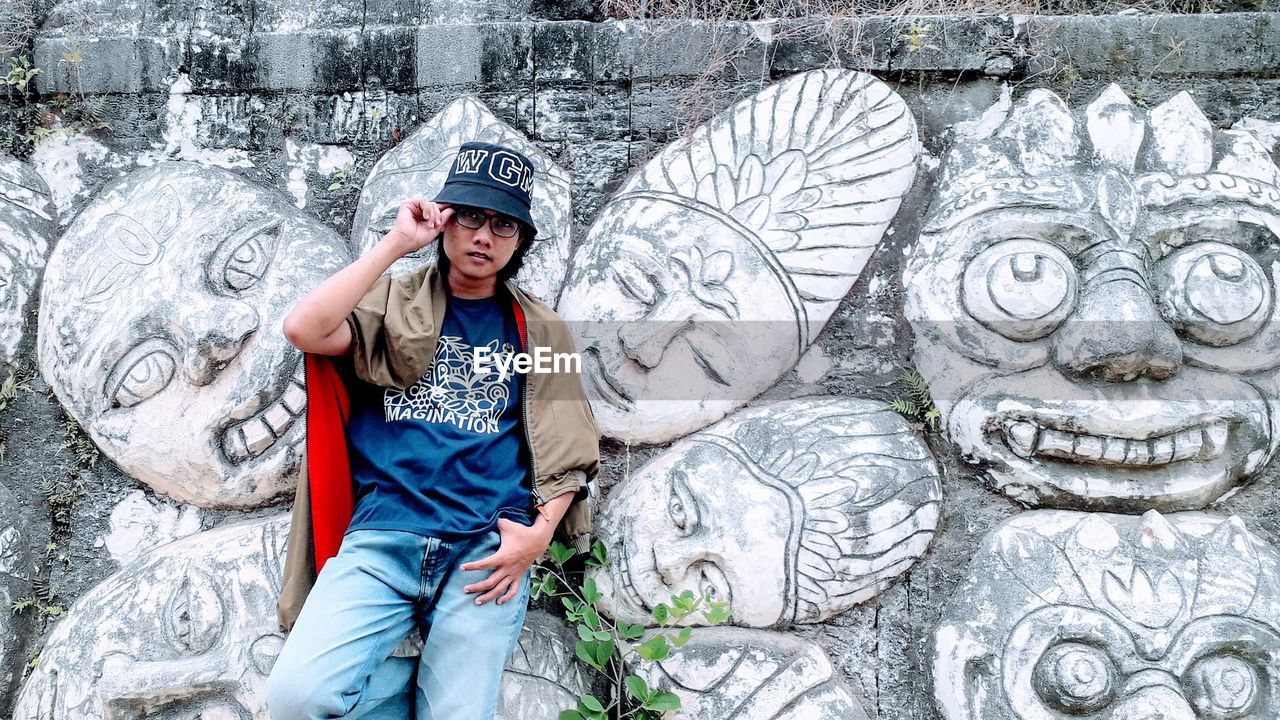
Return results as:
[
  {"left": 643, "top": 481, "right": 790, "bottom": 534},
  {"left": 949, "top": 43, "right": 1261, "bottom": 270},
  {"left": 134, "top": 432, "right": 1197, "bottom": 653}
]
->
[
  {"left": 1033, "top": 642, "right": 1117, "bottom": 714},
  {"left": 111, "top": 348, "right": 176, "bottom": 408},
  {"left": 1184, "top": 655, "right": 1259, "bottom": 719},
  {"left": 963, "top": 239, "right": 1078, "bottom": 341},
  {"left": 165, "top": 567, "right": 225, "bottom": 654},
  {"left": 1155, "top": 242, "right": 1270, "bottom": 347}
]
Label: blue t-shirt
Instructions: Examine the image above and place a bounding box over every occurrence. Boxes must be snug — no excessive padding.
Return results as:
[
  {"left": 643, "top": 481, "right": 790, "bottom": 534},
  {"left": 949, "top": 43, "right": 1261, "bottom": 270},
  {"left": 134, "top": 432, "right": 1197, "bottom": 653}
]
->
[{"left": 346, "top": 293, "right": 533, "bottom": 538}]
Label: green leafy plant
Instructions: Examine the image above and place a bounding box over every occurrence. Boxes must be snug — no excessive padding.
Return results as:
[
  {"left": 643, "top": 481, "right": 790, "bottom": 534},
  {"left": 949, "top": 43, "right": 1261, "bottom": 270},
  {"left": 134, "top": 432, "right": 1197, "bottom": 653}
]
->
[
  {"left": 327, "top": 162, "right": 352, "bottom": 191},
  {"left": 891, "top": 369, "right": 940, "bottom": 428},
  {"left": 4, "top": 55, "right": 40, "bottom": 92},
  {"left": 11, "top": 576, "right": 65, "bottom": 619},
  {"left": 59, "top": 415, "right": 98, "bottom": 469},
  {"left": 534, "top": 539, "right": 731, "bottom": 719}
]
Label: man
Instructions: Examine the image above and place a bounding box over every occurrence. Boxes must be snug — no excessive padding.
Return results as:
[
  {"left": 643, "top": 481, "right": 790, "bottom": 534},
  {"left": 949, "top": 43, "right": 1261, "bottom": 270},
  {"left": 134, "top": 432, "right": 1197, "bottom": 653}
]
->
[{"left": 267, "top": 141, "right": 600, "bottom": 720}]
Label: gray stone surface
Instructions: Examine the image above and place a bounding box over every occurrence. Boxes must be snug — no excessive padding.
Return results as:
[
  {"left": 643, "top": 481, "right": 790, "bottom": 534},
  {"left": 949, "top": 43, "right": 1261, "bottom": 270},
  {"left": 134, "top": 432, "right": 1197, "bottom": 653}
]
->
[
  {"left": 0, "top": 483, "right": 33, "bottom": 709},
  {"left": 37, "top": 162, "right": 353, "bottom": 509},
  {"left": 5, "top": 8, "right": 1280, "bottom": 720},
  {"left": 904, "top": 83, "right": 1280, "bottom": 512},
  {"left": 0, "top": 154, "right": 54, "bottom": 363},
  {"left": 13, "top": 515, "right": 291, "bottom": 720},
  {"left": 633, "top": 627, "right": 872, "bottom": 719},
  {"left": 935, "top": 510, "right": 1280, "bottom": 719},
  {"left": 591, "top": 397, "right": 941, "bottom": 628},
  {"left": 559, "top": 69, "right": 919, "bottom": 443}
]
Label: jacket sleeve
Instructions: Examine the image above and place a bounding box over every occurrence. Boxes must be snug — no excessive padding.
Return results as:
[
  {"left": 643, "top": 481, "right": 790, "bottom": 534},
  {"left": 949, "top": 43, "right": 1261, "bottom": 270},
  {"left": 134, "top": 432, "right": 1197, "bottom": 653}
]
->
[
  {"left": 345, "top": 268, "right": 442, "bottom": 389},
  {"left": 277, "top": 463, "right": 316, "bottom": 632}
]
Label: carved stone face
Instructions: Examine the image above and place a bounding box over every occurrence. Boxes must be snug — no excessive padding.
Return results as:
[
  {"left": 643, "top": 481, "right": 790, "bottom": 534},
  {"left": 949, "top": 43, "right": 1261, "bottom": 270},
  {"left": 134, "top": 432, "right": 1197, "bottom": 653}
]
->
[
  {"left": 934, "top": 510, "right": 1280, "bottom": 720},
  {"left": 632, "top": 627, "right": 870, "bottom": 719},
  {"left": 559, "top": 69, "right": 919, "bottom": 444},
  {"left": 592, "top": 397, "right": 941, "bottom": 628},
  {"left": 0, "top": 483, "right": 33, "bottom": 704},
  {"left": 38, "top": 162, "right": 352, "bottom": 507},
  {"left": 351, "top": 96, "right": 571, "bottom": 302},
  {"left": 13, "top": 516, "right": 290, "bottom": 719},
  {"left": 904, "top": 85, "right": 1280, "bottom": 511},
  {"left": 0, "top": 155, "right": 55, "bottom": 361}
]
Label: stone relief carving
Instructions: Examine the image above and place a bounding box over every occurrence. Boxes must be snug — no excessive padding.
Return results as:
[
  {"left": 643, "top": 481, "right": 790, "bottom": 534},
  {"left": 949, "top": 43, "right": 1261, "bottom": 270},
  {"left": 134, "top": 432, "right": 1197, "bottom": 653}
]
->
[
  {"left": 37, "top": 162, "right": 353, "bottom": 508},
  {"left": 13, "top": 515, "right": 291, "bottom": 720},
  {"left": 903, "top": 84, "right": 1280, "bottom": 511},
  {"left": 351, "top": 96, "right": 572, "bottom": 302},
  {"left": 591, "top": 397, "right": 941, "bottom": 628},
  {"left": 0, "top": 154, "right": 55, "bottom": 362},
  {"left": 558, "top": 69, "right": 920, "bottom": 444},
  {"left": 632, "top": 627, "right": 871, "bottom": 719},
  {"left": 0, "top": 483, "right": 33, "bottom": 704},
  {"left": 498, "top": 611, "right": 593, "bottom": 720},
  {"left": 934, "top": 509, "right": 1280, "bottom": 720}
]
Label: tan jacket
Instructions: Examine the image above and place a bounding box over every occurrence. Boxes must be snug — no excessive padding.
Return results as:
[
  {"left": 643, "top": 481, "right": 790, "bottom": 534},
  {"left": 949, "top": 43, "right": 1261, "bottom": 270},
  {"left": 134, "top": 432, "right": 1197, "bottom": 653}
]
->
[{"left": 278, "top": 264, "right": 600, "bottom": 630}]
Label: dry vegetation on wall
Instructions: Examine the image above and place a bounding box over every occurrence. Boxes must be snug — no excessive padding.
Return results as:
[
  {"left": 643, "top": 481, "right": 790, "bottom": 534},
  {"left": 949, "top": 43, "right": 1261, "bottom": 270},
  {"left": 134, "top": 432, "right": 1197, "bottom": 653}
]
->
[{"left": 603, "top": 0, "right": 1272, "bottom": 17}]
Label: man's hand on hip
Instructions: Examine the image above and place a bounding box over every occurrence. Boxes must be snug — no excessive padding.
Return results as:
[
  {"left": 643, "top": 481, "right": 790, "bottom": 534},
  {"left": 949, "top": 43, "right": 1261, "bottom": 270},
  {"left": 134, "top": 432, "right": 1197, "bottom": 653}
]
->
[{"left": 461, "top": 518, "right": 554, "bottom": 605}]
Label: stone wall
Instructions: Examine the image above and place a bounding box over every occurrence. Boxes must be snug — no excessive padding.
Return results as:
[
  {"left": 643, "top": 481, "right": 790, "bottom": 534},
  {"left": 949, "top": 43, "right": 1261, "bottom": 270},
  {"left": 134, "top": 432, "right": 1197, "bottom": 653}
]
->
[{"left": 3, "top": 3, "right": 1280, "bottom": 718}]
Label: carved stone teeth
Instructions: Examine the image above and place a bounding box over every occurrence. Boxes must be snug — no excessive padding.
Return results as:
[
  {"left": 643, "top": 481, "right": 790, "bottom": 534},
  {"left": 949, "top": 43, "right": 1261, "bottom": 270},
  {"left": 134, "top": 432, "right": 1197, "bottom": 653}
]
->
[
  {"left": 262, "top": 403, "right": 293, "bottom": 435},
  {"left": 242, "top": 417, "right": 274, "bottom": 456},
  {"left": 1101, "top": 436, "right": 1127, "bottom": 463},
  {"left": 1151, "top": 435, "right": 1175, "bottom": 464},
  {"left": 225, "top": 428, "right": 250, "bottom": 464},
  {"left": 1171, "top": 428, "right": 1202, "bottom": 462},
  {"left": 1004, "top": 421, "right": 1039, "bottom": 458},
  {"left": 1038, "top": 428, "right": 1076, "bottom": 457},
  {"left": 1074, "top": 435, "right": 1104, "bottom": 461},
  {"left": 1004, "top": 420, "right": 1230, "bottom": 467},
  {"left": 1123, "top": 438, "right": 1152, "bottom": 465},
  {"left": 280, "top": 383, "right": 306, "bottom": 416}
]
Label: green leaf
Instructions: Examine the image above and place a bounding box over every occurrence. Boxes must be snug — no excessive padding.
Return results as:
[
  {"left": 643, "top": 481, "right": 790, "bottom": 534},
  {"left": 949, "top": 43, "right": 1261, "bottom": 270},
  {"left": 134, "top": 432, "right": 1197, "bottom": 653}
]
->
[
  {"left": 558, "top": 711, "right": 584, "bottom": 720},
  {"left": 593, "top": 629, "right": 611, "bottom": 642},
  {"left": 672, "top": 627, "right": 693, "bottom": 647},
  {"left": 579, "top": 695, "right": 605, "bottom": 713},
  {"left": 589, "top": 539, "right": 609, "bottom": 567},
  {"left": 577, "top": 623, "right": 595, "bottom": 642},
  {"left": 584, "top": 605, "right": 601, "bottom": 631},
  {"left": 327, "top": 182, "right": 342, "bottom": 190},
  {"left": 619, "top": 622, "right": 646, "bottom": 640},
  {"left": 644, "top": 692, "right": 681, "bottom": 712},
  {"left": 594, "top": 638, "right": 615, "bottom": 667},
  {"left": 548, "top": 541, "right": 577, "bottom": 566},
  {"left": 636, "top": 635, "right": 670, "bottom": 661},
  {"left": 702, "top": 601, "right": 732, "bottom": 625},
  {"left": 625, "top": 674, "right": 650, "bottom": 701},
  {"left": 575, "top": 640, "right": 605, "bottom": 670},
  {"left": 673, "top": 590, "right": 698, "bottom": 612},
  {"left": 582, "top": 577, "right": 602, "bottom": 605},
  {"left": 651, "top": 604, "right": 670, "bottom": 625}
]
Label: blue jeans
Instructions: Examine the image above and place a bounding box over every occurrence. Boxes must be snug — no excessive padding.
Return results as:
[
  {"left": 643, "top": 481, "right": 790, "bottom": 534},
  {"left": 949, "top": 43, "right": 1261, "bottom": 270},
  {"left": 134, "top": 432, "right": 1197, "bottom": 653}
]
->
[{"left": 266, "top": 528, "right": 531, "bottom": 720}]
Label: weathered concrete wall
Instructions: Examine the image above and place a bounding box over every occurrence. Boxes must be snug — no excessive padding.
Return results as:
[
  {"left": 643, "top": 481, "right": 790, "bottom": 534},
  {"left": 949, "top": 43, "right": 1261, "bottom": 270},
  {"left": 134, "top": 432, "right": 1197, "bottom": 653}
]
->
[{"left": 2, "top": 4, "right": 1280, "bottom": 718}]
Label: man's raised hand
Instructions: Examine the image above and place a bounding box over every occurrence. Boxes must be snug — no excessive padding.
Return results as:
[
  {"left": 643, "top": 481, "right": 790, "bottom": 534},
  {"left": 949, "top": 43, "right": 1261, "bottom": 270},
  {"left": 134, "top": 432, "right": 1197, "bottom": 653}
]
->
[{"left": 387, "top": 198, "right": 453, "bottom": 256}]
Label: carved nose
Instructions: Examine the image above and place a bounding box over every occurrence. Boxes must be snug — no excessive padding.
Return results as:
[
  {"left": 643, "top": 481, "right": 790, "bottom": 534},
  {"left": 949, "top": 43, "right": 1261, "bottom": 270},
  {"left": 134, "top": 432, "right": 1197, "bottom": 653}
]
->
[
  {"left": 176, "top": 299, "right": 260, "bottom": 386},
  {"left": 617, "top": 319, "right": 689, "bottom": 370},
  {"left": 1052, "top": 274, "right": 1181, "bottom": 383},
  {"left": 1108, "top": 685, "right": 1198, "bottom": 720}
]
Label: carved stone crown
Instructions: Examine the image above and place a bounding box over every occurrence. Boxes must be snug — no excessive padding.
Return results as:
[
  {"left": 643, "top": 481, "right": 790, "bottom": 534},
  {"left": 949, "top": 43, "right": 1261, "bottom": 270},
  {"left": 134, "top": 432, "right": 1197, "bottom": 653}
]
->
[{"left": 926, "top": 84, "right": 1280, "bottom": 233}]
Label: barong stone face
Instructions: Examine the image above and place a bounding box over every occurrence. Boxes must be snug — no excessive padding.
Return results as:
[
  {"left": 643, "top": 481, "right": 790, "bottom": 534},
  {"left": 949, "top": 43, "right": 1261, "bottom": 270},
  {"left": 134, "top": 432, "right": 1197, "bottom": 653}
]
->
[
  {"left": 558, "top": 70, "right": 920, "bottom": 444},
  {"left": 591, "top": 397, "right": 941, "bottom": 628},
  {"left": 631, "top": 627, "right": 871, "bottom": 719},
  {"left": 934, "top": 510, "right": 1280, "bottom": 720},
  {"left": 13, "top": 515, "right": 291, "bottom": 720},
  {"left": 0, "top": 154, "right": 56, "bottom": 362},
  {"left": 0, "top": 483, "right": 32, "bottom": 703},
  {"left": 38, "top": 162, "right": 353, "bottom": 508},
  {"left": 498, "top": 611, "right": 592, "bottom": 720},
  {"left": 351, "top": 96, "right": 571, "bottom": 302},
  {"left": 903, "top": 84, "right": 1280, "bottom": 511}
]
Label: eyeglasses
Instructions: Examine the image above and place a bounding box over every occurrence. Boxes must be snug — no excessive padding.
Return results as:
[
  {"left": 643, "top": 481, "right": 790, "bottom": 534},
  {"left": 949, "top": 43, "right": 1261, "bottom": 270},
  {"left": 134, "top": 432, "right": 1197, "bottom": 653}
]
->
[{"left": 453, "top": 207, "right": 521, "bottom": 239}]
